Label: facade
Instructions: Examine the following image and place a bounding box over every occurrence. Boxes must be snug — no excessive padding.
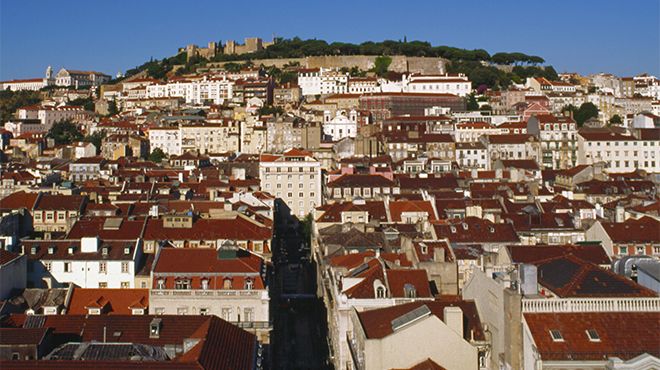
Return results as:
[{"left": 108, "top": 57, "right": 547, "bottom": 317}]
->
[
  {"left": 146, "top": 76, "right": 234, "bottom": 105},
  {"left": 577, "top": 129, "right": 660, "bottom": 173},
  {"left": 527, "top": 114, "right": 578, "bottom": 169},
  {"left": 404, "top": 73, "right": 472, "bottom": 97},
  {"left": 55, "top": 68, "right": 111, "bottom": 87},
  {"left": 359, "top": 92, "right": 466, "bottom": 122},
  {"left": 323, "top": 110, "right": 358, "bottom": 141},
  {"left": 298, "top": 67, "right": 349, "bottom": 96},
  {"left": 259, "top": 148, "right": 322, "bottom": 217},
  {"left": 24, "top": 237, "right": 142, "bottom": 289},
  {"left": 149, "top": 247, "right": 270, "bottom": 342}
]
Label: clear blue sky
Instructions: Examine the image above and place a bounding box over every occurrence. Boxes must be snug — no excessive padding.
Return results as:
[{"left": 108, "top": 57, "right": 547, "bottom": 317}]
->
[{"left": 1, "top": 0, "right": 658, "bottom": 80}]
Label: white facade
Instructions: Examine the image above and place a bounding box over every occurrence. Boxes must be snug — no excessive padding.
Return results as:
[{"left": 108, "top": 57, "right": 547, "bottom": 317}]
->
[
  {"left": 404, "top": 73, "right": 471, "bottom": 97},
  {"left": 55, "top": 68, "right": 111, "bottom": 87},
  {"left": 17, "top": 106, "right": 85, "bottom": 128},
  {"left": 323, "top": 110, "right": 357, "bottom": 141},
  {"left": 298, "top": 68, "right": 349, "bottom": 96},
  {"left": 456, "top": 143, "right": 490, "bottom": 169},
  {"left": 578, "top": 133, "right": 660, "bottom": 173},
  {"left": 146, "top": 77, "right": 234, "bottom": 105},
  {"left": 259, "top": 149, "right": 322, "bottom": 217}
]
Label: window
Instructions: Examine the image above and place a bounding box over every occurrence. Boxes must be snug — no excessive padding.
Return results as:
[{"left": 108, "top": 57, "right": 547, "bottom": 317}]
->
[
  {"left": 201, "top": 278, "right": 209, "bottom": 290},
  {"left": 636, "top": 246, "right": 645, "bottom": 254},
  {"left": 98, "top": 282, "right": 108, "bottom": 288},
  {"left": 223, "top": 278, "right": 232, "bottom": 289},
  {"left": 586, "top": 329, "right": 600, "bottom": 342},
  {"left": 619, "top": 246, "right": 628, "bottom": 254},
  {"left": 177, "top": 307, "right": 188, "bottom": 315},
  {"left": 99, "top": 262, "right": 107, "bottom": 274},
  {"left": 44, "top": 262, "right": 52, "bottom": 272},
  {"left": 121, "top": 262, "right": 129, "bottom": 273},
  {"left": 175, "top": 279, "right": 191, "bottom": 290},
  {"left": 64, "top": 262, "right": 72, "bottom": 272},
  {"left": 244, "top": 307, "right": 254, "bottom": 322},
  {"left": 199, "top": 308, "right": 209, "bottom": 316},
  {"left": 404, "top": 283, "right": 417, "bottom": 298},
  {"left": 157, "top": 279, "right": 165, "bottom": 289},
  {"left": 550, "top": 330, "right": 564, "bottom": 342},
  {"left": 221, "top": 307, "right": 232, "bottom": 321},
  {"left": 376, "top": 286, "right": 386, "bottom": 298},
  {"left": 120, "top": 281, "right": 130, "bottom": 288},
  {"left": 245, "top": 279, "right": 254, "bottom": 290}
]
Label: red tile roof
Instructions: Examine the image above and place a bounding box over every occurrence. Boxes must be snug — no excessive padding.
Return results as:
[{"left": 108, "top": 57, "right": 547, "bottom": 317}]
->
[
  {"left": 0, "top": 191, "right": 39, "bottom": 210},
  {"left": 599, "top": 217, "right": 660, "bottom": 243},
  {"left": 356, "top": 299, "right": 484, "bottom": 340},
  {"left": 153, "top": 248, "right": 262, "bottom": 274},
  {"left": 389, "top": 200, "right": 437, "bottom": 222},
  {"left": 524, "top": 312, "right": 660, "bottom": 361},
  {"left": 67, "top": 288, "right": 149, "bottom": 315},
  {"left": 433, "top": 217, "right": 519, "bottom": 244},
  {"left": 0, "top": 249, "right": 21, "bottom": 265}
]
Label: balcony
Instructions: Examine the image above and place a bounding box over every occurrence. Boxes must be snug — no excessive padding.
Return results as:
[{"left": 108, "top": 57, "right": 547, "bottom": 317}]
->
[
  {"left": 522, "top": 297, "right": 660, "bottom": 313},
  {"left": 151, "top": 289, "right": 265, "bottom": 298}
]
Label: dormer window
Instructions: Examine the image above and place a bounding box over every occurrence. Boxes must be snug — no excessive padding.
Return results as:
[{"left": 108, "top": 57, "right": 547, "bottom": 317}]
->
[
  {"left": 375, "top": 285, "right": 386, "bottom": 298},
  {"left": 201, "top": 278, "right": 209, "bottom": 290},
  {"left": 586, "top": 329, "right": 600, "bottom": 342},
  {"left": 30, "top": 246, "right": 37, "bottom": 255},
  {"left": 156, "top": 279, "right": 165, "bottom": 289},
  {"left": 550, "top": 329, "right": 564, "bottom": 342},
  {"left": 68, "top": 247, "right": 74, "bottom": 255},
  {"left": 462, "top": 223, "right": 468, "bottom": 230},
  {"left": 450, "top": 226, "right": 457, "bottom": 233},
  {"left": 420, "top": 244, "right": 428, "bottom": 254},
  {"left": 102, "top": 247, "right": 109, "bottom": 256},
  {"left": 223, "top": 278, "right": 233, "bottom": 289},
  {"left": 48, "top": 247, "right": 55, "bottom": 254},
  {"left": 403, "top": 283, "right": 417, "bottom": 298},
  {"left": 245, "top": 279, "right": 254, "bottom": 290},
  {"left": 124, "top": 247, "right": 130, "bottom": 255}
]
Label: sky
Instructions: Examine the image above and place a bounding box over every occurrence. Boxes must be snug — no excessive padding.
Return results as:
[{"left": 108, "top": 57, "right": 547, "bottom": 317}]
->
[{"left": 1, "top": 0, "right": 658, "bottom": 80}]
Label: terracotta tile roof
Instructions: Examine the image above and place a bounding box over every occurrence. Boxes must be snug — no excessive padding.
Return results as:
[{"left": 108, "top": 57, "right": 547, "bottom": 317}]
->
[
  {"left": 433, "top": 217, "right": 519, "bottom": 244},
  {"left": 316, "top": 201, "right": 388, "bottom": 223},
  {"left": 67, "top": 289, "right": 149, "bottom": 315},
  {"left": 396, "top": 358, "right": 447, "bottom": 370},
  {"left": 33, "top": 194, "right": 87, "bottom": 211},
  {"left": 22, "top": 239, "right": 137, "bottom": 261},
  {"left": 329, "top": 251, "right": 412, "bottom": 270},
  {"left": 414, "top": 241, "right": 453, "bottom": 262},
  {"left": 506, "top": 244, "right": 610, "bottom": 265},
  {"left": 389, "top": 200, "right": 437, "bottom": 222},
  {"left": 0, "top": 327, "right": 49, "bottom": 345},
  {"left": 396, "top": 174, "right": 459, "bottom": 191},
  {"left": 533, "top": 255, "right": 656, "bottom": 298},
  {"left": 599, "top": 217, "right": 660, "bottom": 243},
  {"left": 504, "top": 212, "right": 576, "bottom": 231},
  {"left": 327, "top": 174, "right": 395, "bottom": 188},
  {"left": 143, "top": 216, "right": 271, "bottom": 242},
  {"left": 524, "top": 312, "right": 660, "bottom": 361},
  {"left": 356, "top": 298, "right": 484, "bottom": 341},
  {"left": 0, "top": 191, "right": 39, "bottom": 210},
  {"left": 153, "top": 248, "right": 262, "bottom": 274},
  {"left": 66, "top": 217, "right": 146, "bottom": 240},
  {"left": 0, "top": 249, "right": 21, "bottom": 265},
  {"left": 0, "top": 314, "right": 257, "bottom": 369}
]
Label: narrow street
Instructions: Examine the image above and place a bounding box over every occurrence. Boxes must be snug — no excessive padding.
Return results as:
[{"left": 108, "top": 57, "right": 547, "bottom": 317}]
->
[{"left": 269, "top": 201, "right": 332, "bottom": 369}]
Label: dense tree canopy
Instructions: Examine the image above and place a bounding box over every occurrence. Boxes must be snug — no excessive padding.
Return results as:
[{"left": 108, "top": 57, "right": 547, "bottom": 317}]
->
[
  {"left": 149, "top": 147, "right": 167, "bottom": 163},
  {"left": 47, "top": 119, "right": 83, "bottom": 145},
  {"left": 0, "top": 90, "right": 42, "bottom": 122}
]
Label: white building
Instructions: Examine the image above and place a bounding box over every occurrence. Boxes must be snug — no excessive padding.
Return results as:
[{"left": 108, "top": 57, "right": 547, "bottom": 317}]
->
[
  {"left": 17, "top": 105, "right": 85, "bottom": 128},
  {"left": 456, "top": 141, "right": 490, "bottom": 169},
  {"left": 55, "top": 68, "right": 111, "bottom": 88},
  {"left": 404, "top": 73, "right": 472, "bottom": 97},
  {"left": 259, "top": 148, "right": 322, "bottom": 217},
  {"left": 323, "top": 110, "right": 358, "bottom": 141},
  {"left": 24, "top": 237, "right": 142, "bottom": 289},
  {"left": 577, "top": 130, "right": 660, "bottom": 173},
  {"left": 146, "top": 76, "right": 234, "bottom": 105},
  {"left": 0, "top": 66, "right": 54, "bottom": 91},
  {"left": 149, "top": 123, "right": 240, "bottom": 156},
  {"left": 455, "top": 122, "right": 501, "bottom": 142},
  {"left": 298, "top": 68, "right": 349, "bottom": 96}
]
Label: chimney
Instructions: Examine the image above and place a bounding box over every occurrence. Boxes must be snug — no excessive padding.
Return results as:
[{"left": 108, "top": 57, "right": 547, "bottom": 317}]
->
[
  {"left": 443, "top": 306, "right": 463, "bottom": 339},
  {"left": 81, "top": 236, "right": 99, "bottom": 253},
  {"left": 615, "top": 205, "right": 625, "bottom": 223},
  {"left": 149, "top": 318, "right": 162, "bottom": 338}
]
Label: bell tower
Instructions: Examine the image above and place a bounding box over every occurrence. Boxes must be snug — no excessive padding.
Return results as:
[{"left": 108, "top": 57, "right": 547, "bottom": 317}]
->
[{"left": 46, "top": 65, "right": 53, "bottom": 79}]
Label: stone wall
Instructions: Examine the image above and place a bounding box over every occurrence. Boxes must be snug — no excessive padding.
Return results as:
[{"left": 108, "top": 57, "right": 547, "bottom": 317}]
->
[{"left": 207, "top": 55, "right": 448, "bottom": 74}]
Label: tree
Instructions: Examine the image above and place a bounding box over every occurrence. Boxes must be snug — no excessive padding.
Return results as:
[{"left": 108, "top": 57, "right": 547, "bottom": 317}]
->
[
  {"left": 0, "top": 90, "right": 42, "bottom": 122},
  {"left": 107, "top": 100, "right": 118, "bottom": 116},
  {"left": 47, "top": 119, "right": 83, "bottom": 145},
  {"left": 609, "top": 114, "right": 623, "bottom": 125},
  {"left": 466, "top": 94, "right": 479, "bottom": 110},
  {"left": 372, "top": 56, "right": 392, "bottom": 77},
  {"left": 258, "top": 106, "right": 284, "bottom": 116},
  {"left": 69, "top": 97, "right": 95, "bottom": 111},
  {"left": 149, "top": 148, "right": 167, "bottom": 163},
  {"left": 83, "top": 131, "right": 105, "bottom": 154},
  {"left": 574, "top": 102, "right": 599, "bottom": 126}
]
